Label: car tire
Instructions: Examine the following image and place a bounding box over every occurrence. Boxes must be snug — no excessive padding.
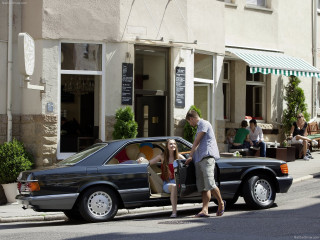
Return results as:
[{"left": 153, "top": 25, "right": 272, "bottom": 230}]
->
[
  {"left": 79, "top": 186, "right": 118, "bottom": 222},
  {"left": 242, "top": 175, "right": 276, "bottom": 209},
  {"left": 63, "top": 209, "right": 85, "bottom": 222}
]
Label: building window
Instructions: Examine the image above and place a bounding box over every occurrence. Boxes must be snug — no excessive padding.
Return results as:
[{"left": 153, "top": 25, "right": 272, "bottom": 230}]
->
[
  {"left": 246, "top": 66, "right": 266, "bottom": 120},
  {"left": 246, "top": 0, "right": 266, "bottom": 7},
  {"left": 223, "top": 62, "right": 230, "bottom": 120},
  {"left": 194, "top": 53, "right": 213, "bottom": 80},
  {"left": 59, "top": 42, "right": 104, "bottom": 159},
  {"left": 61, "top": 43, "right": 102, "bottom": 71},
  {"left": 194, "top": 53, "right": 215, "bottom": 122}
]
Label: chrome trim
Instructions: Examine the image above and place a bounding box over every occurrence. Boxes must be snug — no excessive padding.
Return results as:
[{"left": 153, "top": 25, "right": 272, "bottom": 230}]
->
[
  {"left": 119, "top": 188, "right": 149, "bottom": 194},
  {"left": 21, "top": 193, "right": 79, "bottom": 201},
  {"left": 220, "top": 180, "right": 241, "bottom": 185}
]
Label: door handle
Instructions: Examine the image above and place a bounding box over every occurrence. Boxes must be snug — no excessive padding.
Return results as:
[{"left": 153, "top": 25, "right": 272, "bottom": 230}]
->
[{"left": 152, "top": 117, "right": 159, "bottom": 123}]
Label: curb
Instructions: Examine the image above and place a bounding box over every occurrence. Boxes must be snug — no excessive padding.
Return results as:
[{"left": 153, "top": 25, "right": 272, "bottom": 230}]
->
[
  {"left": 0, "top": 214, "right": 67, "bottom": 223},
  {"left": 292, "top": 172, "right": 320, "bottom": 183}
]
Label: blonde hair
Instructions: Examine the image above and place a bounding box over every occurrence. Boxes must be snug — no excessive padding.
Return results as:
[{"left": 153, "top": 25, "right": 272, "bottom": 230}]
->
[{"left": 226, "top": 128, "right": 236, "bottom": 137}]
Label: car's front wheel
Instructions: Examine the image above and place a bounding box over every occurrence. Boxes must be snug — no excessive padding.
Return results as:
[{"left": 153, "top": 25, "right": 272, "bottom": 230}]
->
[
  {"left": 242, "top": 175, "right": 276, "bottom": 209},
  {"left": 79, "top": 186, "right": 118, "bottom": 222}
]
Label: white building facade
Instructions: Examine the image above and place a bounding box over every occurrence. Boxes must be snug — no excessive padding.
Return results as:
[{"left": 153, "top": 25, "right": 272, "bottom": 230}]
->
[{"left": 0, "top": 0, "right": 319, "bottom": 167}]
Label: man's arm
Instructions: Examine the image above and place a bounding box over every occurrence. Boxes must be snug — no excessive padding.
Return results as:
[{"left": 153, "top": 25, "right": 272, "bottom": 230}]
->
[
  {"left": 258, "top": 127, "right": 264, "bottom": 142},
  {"left": 185, "top": 132, "right": 205, "bottom": 165}
]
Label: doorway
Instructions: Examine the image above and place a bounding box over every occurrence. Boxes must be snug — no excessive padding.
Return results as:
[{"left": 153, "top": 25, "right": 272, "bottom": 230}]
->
[
  {"left": 134, "top": 46, "right": 169, "bottom": 137},
  {"left": 60, "top": 74, "right": 99, "bottom": 153},
  {"left": 136, "top": 96, "right": 166, "bottom": 137}
]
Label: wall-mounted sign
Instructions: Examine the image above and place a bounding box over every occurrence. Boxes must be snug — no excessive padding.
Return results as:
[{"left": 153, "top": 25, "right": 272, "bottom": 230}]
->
[
  {"left": 121, "top": 63, "right": 133, "bottom": 105},
  {"left": 18, "top": 32, "right": 35, "bottom": 79},
  {"left": 175, "top": 67, "right": 185, "bottom": 108}
]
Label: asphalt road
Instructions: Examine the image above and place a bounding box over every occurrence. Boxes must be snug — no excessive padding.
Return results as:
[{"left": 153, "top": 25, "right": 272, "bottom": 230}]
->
[{"left": 1, "top": 177, "right": 320, "bottom": 240}]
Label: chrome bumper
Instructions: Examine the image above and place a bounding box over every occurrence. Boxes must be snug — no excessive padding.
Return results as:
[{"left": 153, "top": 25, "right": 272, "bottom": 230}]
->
[{"left": 16, "top": 193, "right": 79, "bottom": 210}]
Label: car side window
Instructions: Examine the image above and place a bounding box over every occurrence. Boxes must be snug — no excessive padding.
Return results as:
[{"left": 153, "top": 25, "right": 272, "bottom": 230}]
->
[{"left": 175, "top": 141, "right": 191, "bottom": 159}]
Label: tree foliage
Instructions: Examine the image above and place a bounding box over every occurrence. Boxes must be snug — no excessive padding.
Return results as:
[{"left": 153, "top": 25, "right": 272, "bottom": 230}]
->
[
  {"left": 282, "top": 76, "right": 310, "bottom": 135},
  {"left": 112, "top": 107, "right": 138, "bottom": 140},
  {"left": 183, "top": 105, "right": 202, "bottom": 143}
]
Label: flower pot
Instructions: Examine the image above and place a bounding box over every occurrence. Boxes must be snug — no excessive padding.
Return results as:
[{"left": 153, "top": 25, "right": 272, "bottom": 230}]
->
[{"left": 1, "top": 183, "right": 18, "bottom": 203}]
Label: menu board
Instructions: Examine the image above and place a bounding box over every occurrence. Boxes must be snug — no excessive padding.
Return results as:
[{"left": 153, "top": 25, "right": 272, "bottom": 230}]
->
[
  {"left": 121, "top": 63, "right": 133, "bottom": 105},
  {"left": 175, "top": 67, "right": 185, "bottom": 108}
]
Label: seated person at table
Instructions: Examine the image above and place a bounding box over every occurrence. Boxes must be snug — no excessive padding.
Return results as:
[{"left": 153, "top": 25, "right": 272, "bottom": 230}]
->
[
  {"left": 225, "top": 128, "right": 236, "bottom": 151},
  {"left": 231, "top": 120, "right": 250, "bottom": 150},
  {"left": 247, "top": 119, "right": 266, "bottom": 157},
  {"left": 288, "top": 113, "right": 317, "bottom": 161}
]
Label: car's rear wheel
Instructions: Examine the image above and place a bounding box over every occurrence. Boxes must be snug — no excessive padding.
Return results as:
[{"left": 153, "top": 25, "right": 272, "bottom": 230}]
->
[
  {"left": 79, "top": 186, "right": 118, "bottom": 222},
  {"left": 242, "top": 175, "right": 276, "bottom": 209},
  {"left": 63, "top": 209, "right": 84, "bottom": 222}
]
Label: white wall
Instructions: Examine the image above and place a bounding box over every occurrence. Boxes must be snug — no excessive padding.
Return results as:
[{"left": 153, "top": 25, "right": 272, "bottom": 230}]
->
[{"left": 105, "top": 42, "right": 135, "bottom": 116}]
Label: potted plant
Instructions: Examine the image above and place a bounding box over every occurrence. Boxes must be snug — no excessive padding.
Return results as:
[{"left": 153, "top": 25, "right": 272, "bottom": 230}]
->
[
  {"left": 0, "top": 139, "right": 33, "bottom": 203},
  {"left": 282, "top": 76, "right": 310, "bottom": 135},
  {"left": 112, "top": 107, "right": 138, "bottom": 140}
]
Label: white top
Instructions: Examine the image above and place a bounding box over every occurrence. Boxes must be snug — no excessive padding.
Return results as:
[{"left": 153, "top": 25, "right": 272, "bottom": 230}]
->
[{"left": 247, "top": 126, "right": 264, "bottom": 141}]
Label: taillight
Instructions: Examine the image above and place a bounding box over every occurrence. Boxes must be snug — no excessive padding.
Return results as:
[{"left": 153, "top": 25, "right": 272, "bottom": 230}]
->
[
  {"left": 18, "top": 181, "right": 40, "bottom": 192},
  {"left": 280, "top": 164, "right": 289, "bottom": 174},
  {"left": 27, "top": 182, "right": 40, "bottom": 192}
]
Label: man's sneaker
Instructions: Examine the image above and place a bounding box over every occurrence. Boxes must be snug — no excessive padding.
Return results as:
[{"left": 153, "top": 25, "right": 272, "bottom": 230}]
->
[
  {"left": 303, "top": 155, "right": 310, "bottom": 161},
  {"left": 250, "top": 146, "right": 260, "bottom": 151}
]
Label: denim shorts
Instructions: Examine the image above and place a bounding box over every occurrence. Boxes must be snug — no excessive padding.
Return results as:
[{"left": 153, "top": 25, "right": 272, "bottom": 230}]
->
[{"left": 163, "top": 179, "right": 175, "bottom": 193}]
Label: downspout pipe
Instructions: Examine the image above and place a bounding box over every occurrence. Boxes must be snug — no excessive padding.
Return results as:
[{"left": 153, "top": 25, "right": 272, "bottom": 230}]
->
[
  {"left": 312, "top": 0, "right": 318, "bottom": 118},
  {"left": 7, "top": 0, "right": 13, "bottom": 142}
]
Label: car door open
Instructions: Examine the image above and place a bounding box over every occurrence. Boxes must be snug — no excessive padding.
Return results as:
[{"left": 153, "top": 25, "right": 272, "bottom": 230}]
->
[{"left": 174, "top": 159, "right": 199, "bottom": 197}]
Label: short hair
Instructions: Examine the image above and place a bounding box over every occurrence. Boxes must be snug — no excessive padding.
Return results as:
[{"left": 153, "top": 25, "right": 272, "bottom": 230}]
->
[
  {"left": 249, "top": 119, "right": 257, "bottom": 125},
  {"left": 185, "top": 110, "right": 199, "bottom": 120},
  {"left": 241, "top": 120, "right": 248, "bottom": 127}
]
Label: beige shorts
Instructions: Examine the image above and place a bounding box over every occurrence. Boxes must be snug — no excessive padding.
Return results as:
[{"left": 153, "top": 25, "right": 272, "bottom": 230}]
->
[{"left": 195, "top": 157, "right": 217, "bottom": 192}]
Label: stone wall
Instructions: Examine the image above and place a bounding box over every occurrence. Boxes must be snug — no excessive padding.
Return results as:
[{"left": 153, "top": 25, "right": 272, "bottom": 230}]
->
[
  {"left": 0, "top": 114, "right": 58, "bottom": 167},
  {"left": 0, "top": 114, "right": 21, "bottom": 144},
  {"left": 216, "top": 120, "right": 226, "bottom": 153},
  {"left": 105, "top": 115, "right": 116, "bottom": 141},
  {"left": 174, "top": 118, "right": 185, "bottom": 138},
  {"left": 20, "top": 115, "right": 58, "bottom": 167}
]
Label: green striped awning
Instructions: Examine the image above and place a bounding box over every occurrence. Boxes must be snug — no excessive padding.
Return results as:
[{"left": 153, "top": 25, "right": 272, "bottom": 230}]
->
[{"left": 226, "top": 48, "right": 320, "bottom": 78}]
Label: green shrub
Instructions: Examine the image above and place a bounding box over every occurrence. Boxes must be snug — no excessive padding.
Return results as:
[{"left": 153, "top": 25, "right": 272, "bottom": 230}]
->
[
  {"left": 183, "top": 105, "right": 202, "bottom": 143},
  {"left": 0, "top": 139, "right": 34, "bottom": 184},
  {"left": 112, "top": 107, "right": 138, "bottom": 140},
  {"left": 282, "top": 76, "right": 310, "bottom": 135}
]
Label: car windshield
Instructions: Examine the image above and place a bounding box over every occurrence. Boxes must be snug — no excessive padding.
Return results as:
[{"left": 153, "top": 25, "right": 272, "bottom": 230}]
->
[{"left": 58, "top": 144, "right": 106, "bottom": 165}]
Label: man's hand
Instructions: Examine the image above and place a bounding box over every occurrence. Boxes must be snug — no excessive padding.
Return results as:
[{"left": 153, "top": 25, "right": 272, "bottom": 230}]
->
[{"left": 185, "top": 157, "right": 192, "bottom": 165}]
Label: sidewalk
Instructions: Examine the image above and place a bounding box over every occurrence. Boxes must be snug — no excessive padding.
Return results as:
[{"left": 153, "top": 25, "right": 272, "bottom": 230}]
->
[{"left": 1, "top": 154, "right": 320, "bottom": 223}]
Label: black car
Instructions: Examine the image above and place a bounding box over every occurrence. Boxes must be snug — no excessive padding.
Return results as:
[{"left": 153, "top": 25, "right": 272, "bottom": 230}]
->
[{"left": 16, "top": 137, "right": 293, "bottom": 222}]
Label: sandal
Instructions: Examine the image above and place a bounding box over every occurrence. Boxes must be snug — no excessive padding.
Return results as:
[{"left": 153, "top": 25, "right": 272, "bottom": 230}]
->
[
  {"left": 194, "top": 212, "right": 210, "bottom": 218},
  {"left": 216, "top": 200, "right": 226, "bottom": 217}
]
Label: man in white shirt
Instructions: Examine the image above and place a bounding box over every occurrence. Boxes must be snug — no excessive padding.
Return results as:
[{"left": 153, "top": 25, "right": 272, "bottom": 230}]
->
[{"left": 247, "top": 119, "right": 266, "bottom": 157}]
